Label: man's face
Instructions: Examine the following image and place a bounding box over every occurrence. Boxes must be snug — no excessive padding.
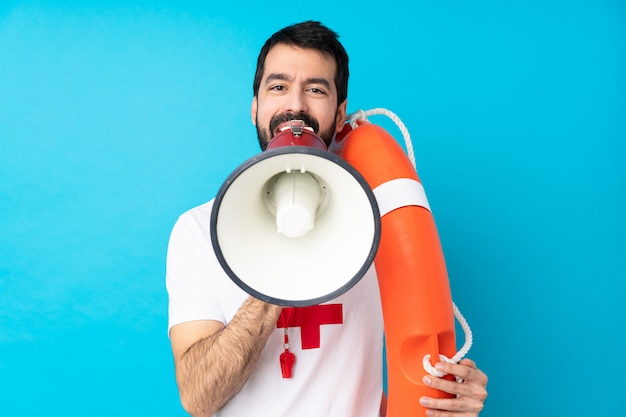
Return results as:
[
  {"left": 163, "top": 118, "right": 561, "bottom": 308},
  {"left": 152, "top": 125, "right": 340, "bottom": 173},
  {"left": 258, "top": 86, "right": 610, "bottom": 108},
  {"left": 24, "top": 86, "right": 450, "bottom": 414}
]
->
[{"left": 251, "top": 44, "right": 347, "bottom": 150}]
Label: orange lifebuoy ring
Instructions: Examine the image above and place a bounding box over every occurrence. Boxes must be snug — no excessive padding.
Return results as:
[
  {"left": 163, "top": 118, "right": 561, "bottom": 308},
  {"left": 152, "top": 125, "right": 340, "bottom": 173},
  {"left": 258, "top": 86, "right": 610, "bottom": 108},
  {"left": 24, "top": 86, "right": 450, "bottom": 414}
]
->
[{"left": 330, "top": 120, "right": 457, "bottom": 416}]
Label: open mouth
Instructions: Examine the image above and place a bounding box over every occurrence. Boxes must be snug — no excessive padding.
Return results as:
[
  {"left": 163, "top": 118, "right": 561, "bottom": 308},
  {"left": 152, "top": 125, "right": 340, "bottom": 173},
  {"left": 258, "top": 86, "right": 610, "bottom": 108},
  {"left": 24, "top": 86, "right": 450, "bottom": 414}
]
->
[
  {"left": 270, "top": 113, "right": 319, "bottom": 138},
  {"left": 276, "top": 123, "right": 315, "bottom": 136}
]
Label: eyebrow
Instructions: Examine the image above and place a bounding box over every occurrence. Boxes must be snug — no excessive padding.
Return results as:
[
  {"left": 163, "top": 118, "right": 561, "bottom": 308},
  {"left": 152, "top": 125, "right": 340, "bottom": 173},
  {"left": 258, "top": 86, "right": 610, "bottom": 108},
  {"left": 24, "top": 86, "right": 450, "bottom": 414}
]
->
[{"left": 264, "top": 73, "right": 332, "bottom": 90}]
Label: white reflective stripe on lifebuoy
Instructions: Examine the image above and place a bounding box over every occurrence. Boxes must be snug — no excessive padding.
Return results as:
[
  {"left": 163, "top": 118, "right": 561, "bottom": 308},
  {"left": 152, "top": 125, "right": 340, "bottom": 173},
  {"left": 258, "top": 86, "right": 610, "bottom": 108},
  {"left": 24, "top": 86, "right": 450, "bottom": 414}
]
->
[{"left": 372, "top": 178, "right": 431, "bottom": 217}]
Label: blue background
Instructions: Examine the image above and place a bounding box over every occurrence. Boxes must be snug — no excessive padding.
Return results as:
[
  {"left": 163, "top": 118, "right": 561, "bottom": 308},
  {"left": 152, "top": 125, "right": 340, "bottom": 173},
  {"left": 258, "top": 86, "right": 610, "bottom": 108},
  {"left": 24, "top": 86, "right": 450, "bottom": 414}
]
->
[{"left": 1, "top": 1, "right": 624, "bottom": 416}]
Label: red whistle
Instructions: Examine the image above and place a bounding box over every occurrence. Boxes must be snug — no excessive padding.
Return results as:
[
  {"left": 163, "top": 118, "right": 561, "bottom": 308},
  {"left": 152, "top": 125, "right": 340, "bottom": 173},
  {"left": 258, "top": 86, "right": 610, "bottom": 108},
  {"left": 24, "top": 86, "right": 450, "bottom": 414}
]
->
[{"left": 280, "top": 349, "right": 295, "bottom": 378}]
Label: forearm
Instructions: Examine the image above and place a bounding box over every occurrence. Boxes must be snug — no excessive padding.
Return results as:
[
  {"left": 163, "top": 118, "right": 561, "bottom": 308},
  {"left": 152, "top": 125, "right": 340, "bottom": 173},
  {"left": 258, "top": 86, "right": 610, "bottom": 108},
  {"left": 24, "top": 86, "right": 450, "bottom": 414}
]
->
[{"left": 176, "top": 297, "right": 282, "bottom": 416}]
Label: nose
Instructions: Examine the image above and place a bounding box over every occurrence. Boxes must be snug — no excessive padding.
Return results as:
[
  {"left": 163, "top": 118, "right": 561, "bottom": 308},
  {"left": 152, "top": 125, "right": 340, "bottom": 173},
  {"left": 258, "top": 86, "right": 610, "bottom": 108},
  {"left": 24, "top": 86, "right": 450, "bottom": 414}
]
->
[{"left": 284, "top": 89, "right": 308, "bottom": 114}]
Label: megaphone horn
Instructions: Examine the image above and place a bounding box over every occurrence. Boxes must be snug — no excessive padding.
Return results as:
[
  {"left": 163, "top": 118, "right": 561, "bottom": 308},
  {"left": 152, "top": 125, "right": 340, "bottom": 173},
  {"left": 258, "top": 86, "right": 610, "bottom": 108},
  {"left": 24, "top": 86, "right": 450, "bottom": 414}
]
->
[{"left": 210, "top": 120, "right": 381, "bottom": 306}]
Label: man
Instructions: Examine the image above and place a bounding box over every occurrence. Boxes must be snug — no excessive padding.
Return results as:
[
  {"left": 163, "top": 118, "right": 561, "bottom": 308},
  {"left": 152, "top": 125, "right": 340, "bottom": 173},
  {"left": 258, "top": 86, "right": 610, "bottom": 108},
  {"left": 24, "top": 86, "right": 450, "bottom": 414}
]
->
[{"left": 167, "top": 21, "right": 488, "bottom": 416}]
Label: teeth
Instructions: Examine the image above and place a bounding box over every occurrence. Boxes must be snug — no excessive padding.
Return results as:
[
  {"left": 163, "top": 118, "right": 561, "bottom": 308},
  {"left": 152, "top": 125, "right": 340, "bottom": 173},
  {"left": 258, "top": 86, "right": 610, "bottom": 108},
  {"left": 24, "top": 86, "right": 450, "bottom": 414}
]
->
[{"left": 278, "top": 125, "right": 315, "bottom": 132}]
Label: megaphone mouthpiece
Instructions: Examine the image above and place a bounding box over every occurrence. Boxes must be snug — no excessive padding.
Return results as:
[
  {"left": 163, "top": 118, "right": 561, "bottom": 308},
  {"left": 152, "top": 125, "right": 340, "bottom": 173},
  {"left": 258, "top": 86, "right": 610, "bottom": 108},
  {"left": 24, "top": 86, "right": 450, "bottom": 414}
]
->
[{"left": 267, "top": 122, "right": 328, "bottom": 151}]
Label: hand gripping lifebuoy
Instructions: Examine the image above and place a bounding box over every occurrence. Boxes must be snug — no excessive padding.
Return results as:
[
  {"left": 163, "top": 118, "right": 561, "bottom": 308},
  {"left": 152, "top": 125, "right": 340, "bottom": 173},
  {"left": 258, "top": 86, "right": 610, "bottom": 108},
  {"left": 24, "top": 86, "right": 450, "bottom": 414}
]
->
[{"left": 330, "top": 112, "right": 466, "bottom": 416}]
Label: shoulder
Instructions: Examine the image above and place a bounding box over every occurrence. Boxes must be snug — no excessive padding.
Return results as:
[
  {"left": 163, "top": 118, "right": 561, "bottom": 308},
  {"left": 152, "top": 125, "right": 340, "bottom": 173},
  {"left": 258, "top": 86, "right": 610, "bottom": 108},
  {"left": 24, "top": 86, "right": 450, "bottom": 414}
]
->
[
  {"left": 168, "top": 199, "right": 215, "bottom": 244},
  {"left": 175, "top": 199, "right": 215, "bottom": 228}
]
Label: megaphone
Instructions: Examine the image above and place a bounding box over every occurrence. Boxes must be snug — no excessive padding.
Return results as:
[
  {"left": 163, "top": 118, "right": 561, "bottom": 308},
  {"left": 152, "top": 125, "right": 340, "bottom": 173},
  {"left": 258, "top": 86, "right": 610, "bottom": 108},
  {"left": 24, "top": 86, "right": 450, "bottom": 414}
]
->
[{"left": 210, "top": 120, "right": 381, "bottom": 306}]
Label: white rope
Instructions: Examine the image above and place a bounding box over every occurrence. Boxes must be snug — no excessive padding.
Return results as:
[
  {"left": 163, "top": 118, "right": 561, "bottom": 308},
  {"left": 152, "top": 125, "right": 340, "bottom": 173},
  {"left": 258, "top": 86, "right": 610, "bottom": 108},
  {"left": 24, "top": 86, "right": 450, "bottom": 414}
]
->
[
  {"left": 347, "top": 108, "right": 416, "bottom": 169},
  {"left": 347, "top": 108, "right": 473, "bottom": 376},
  {"left": 422, "top": 354, "right": 457, "bottom": 378}
]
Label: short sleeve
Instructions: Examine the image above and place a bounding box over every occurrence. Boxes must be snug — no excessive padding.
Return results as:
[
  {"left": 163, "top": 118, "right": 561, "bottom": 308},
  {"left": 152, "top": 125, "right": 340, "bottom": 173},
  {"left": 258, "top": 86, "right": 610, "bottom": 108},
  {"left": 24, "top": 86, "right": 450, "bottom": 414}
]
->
[{"left": 166, "top": 201, "right": 225, "bottom": 334}]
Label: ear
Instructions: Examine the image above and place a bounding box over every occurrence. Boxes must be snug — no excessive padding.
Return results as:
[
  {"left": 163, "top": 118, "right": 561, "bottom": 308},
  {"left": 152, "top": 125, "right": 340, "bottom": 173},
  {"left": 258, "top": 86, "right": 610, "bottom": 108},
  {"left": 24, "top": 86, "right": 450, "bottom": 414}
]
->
[
  {"left": 251, "top": 97, "right": 258, "bottom": 126},
  {"left": 335, "top": 100, "right": 347, "bottom": 132}
]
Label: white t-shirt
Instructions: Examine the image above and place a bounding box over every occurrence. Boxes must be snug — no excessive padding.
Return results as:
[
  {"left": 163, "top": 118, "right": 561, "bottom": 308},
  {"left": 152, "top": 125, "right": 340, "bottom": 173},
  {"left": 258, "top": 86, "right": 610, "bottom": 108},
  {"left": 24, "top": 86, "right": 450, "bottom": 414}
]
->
[{"left": 166, "top": 200, "right": 384, "bottom": 416}]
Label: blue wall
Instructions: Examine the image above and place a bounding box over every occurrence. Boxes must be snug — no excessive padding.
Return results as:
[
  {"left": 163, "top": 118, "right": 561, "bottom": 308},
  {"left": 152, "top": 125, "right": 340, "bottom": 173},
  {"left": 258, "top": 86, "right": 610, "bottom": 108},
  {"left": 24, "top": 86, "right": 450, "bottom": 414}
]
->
[{"left": 1, "top": 1, "right": 624, "bottom": 416}]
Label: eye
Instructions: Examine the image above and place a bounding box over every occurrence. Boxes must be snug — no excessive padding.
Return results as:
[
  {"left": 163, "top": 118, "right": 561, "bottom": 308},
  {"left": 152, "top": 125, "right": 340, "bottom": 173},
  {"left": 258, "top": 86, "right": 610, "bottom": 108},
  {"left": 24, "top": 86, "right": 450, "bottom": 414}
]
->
[
  {"left": 269, "top": 84, "right": 286, "bottom": 92},
  {"left": 307, "top": 87, "right": 327, "bottom": 95}
]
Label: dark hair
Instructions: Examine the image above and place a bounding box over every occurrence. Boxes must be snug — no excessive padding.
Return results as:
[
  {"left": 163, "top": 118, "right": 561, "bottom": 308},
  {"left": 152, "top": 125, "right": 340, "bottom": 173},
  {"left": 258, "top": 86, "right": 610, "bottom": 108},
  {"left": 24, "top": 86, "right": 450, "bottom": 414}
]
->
[{"left": 252, "top": 21, "right": 349, "bottom": 105}]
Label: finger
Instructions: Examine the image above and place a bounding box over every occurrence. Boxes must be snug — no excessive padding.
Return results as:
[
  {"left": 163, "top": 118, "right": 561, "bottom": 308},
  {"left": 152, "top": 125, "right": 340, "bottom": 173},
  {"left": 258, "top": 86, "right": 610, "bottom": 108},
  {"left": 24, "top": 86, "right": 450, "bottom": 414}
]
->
[
  {"left": 419, "top": 395, "right": 461, "bottom": 413},
  {"left": 423, "top": 374, "right": 476, "bottom": 399},
  {"left": 436, "top": 361, "right": 488, "bottom": 387},
  {"left": 419, "top": 394, "right": 484, "bottom": 416},
  {"left": 458, "top": 358, "right": 476, "bottom": 368}
]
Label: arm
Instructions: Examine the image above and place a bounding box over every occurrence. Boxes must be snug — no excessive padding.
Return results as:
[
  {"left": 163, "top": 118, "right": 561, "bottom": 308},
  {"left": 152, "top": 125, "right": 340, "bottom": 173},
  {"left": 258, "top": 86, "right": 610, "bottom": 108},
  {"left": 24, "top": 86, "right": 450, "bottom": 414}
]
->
[
  {"left": 419, "top": 358, "right": 488, "bottom": 416},
  {"left": 170, "top": 297, "right": 283, "bottom": 417}
]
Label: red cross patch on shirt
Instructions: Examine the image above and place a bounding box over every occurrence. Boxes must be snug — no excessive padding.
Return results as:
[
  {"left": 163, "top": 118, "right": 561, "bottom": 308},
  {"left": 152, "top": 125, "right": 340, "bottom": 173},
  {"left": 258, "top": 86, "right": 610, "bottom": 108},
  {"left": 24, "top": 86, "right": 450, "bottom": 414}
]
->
[{"left": 276, "top": 304, "right": 343, "bottom": 349}]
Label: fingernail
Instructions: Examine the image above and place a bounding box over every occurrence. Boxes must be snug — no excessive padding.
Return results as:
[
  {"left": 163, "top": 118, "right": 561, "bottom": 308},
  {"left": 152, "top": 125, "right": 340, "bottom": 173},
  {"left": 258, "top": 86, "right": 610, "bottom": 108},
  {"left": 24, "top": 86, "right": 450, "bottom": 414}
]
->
[
  {"left": 435, "top": 362, "right": 444, "bottom": 371},
  {"left": 423, "top": 375, "right": 432, "bottom": 385},
  {"left": 419, "top": 397, "right": 430, "bottom": 406}
]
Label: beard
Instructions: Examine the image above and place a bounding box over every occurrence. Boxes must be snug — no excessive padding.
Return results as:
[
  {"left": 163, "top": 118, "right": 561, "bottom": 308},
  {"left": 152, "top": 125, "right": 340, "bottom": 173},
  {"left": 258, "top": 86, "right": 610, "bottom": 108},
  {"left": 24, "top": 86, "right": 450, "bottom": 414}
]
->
[{"left": 256, "top": 111, "right": 337, "bottom": 151}]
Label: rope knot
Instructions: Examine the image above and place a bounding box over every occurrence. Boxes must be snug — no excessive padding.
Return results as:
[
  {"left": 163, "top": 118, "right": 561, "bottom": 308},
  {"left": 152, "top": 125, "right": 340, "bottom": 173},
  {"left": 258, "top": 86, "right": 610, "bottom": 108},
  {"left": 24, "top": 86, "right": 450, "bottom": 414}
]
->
[
  {"left": 422, "top": 354, "right": 456, "bottom": 377},
  {"left": 348, "top": 109, "right": 368, "bottom": 129}
]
